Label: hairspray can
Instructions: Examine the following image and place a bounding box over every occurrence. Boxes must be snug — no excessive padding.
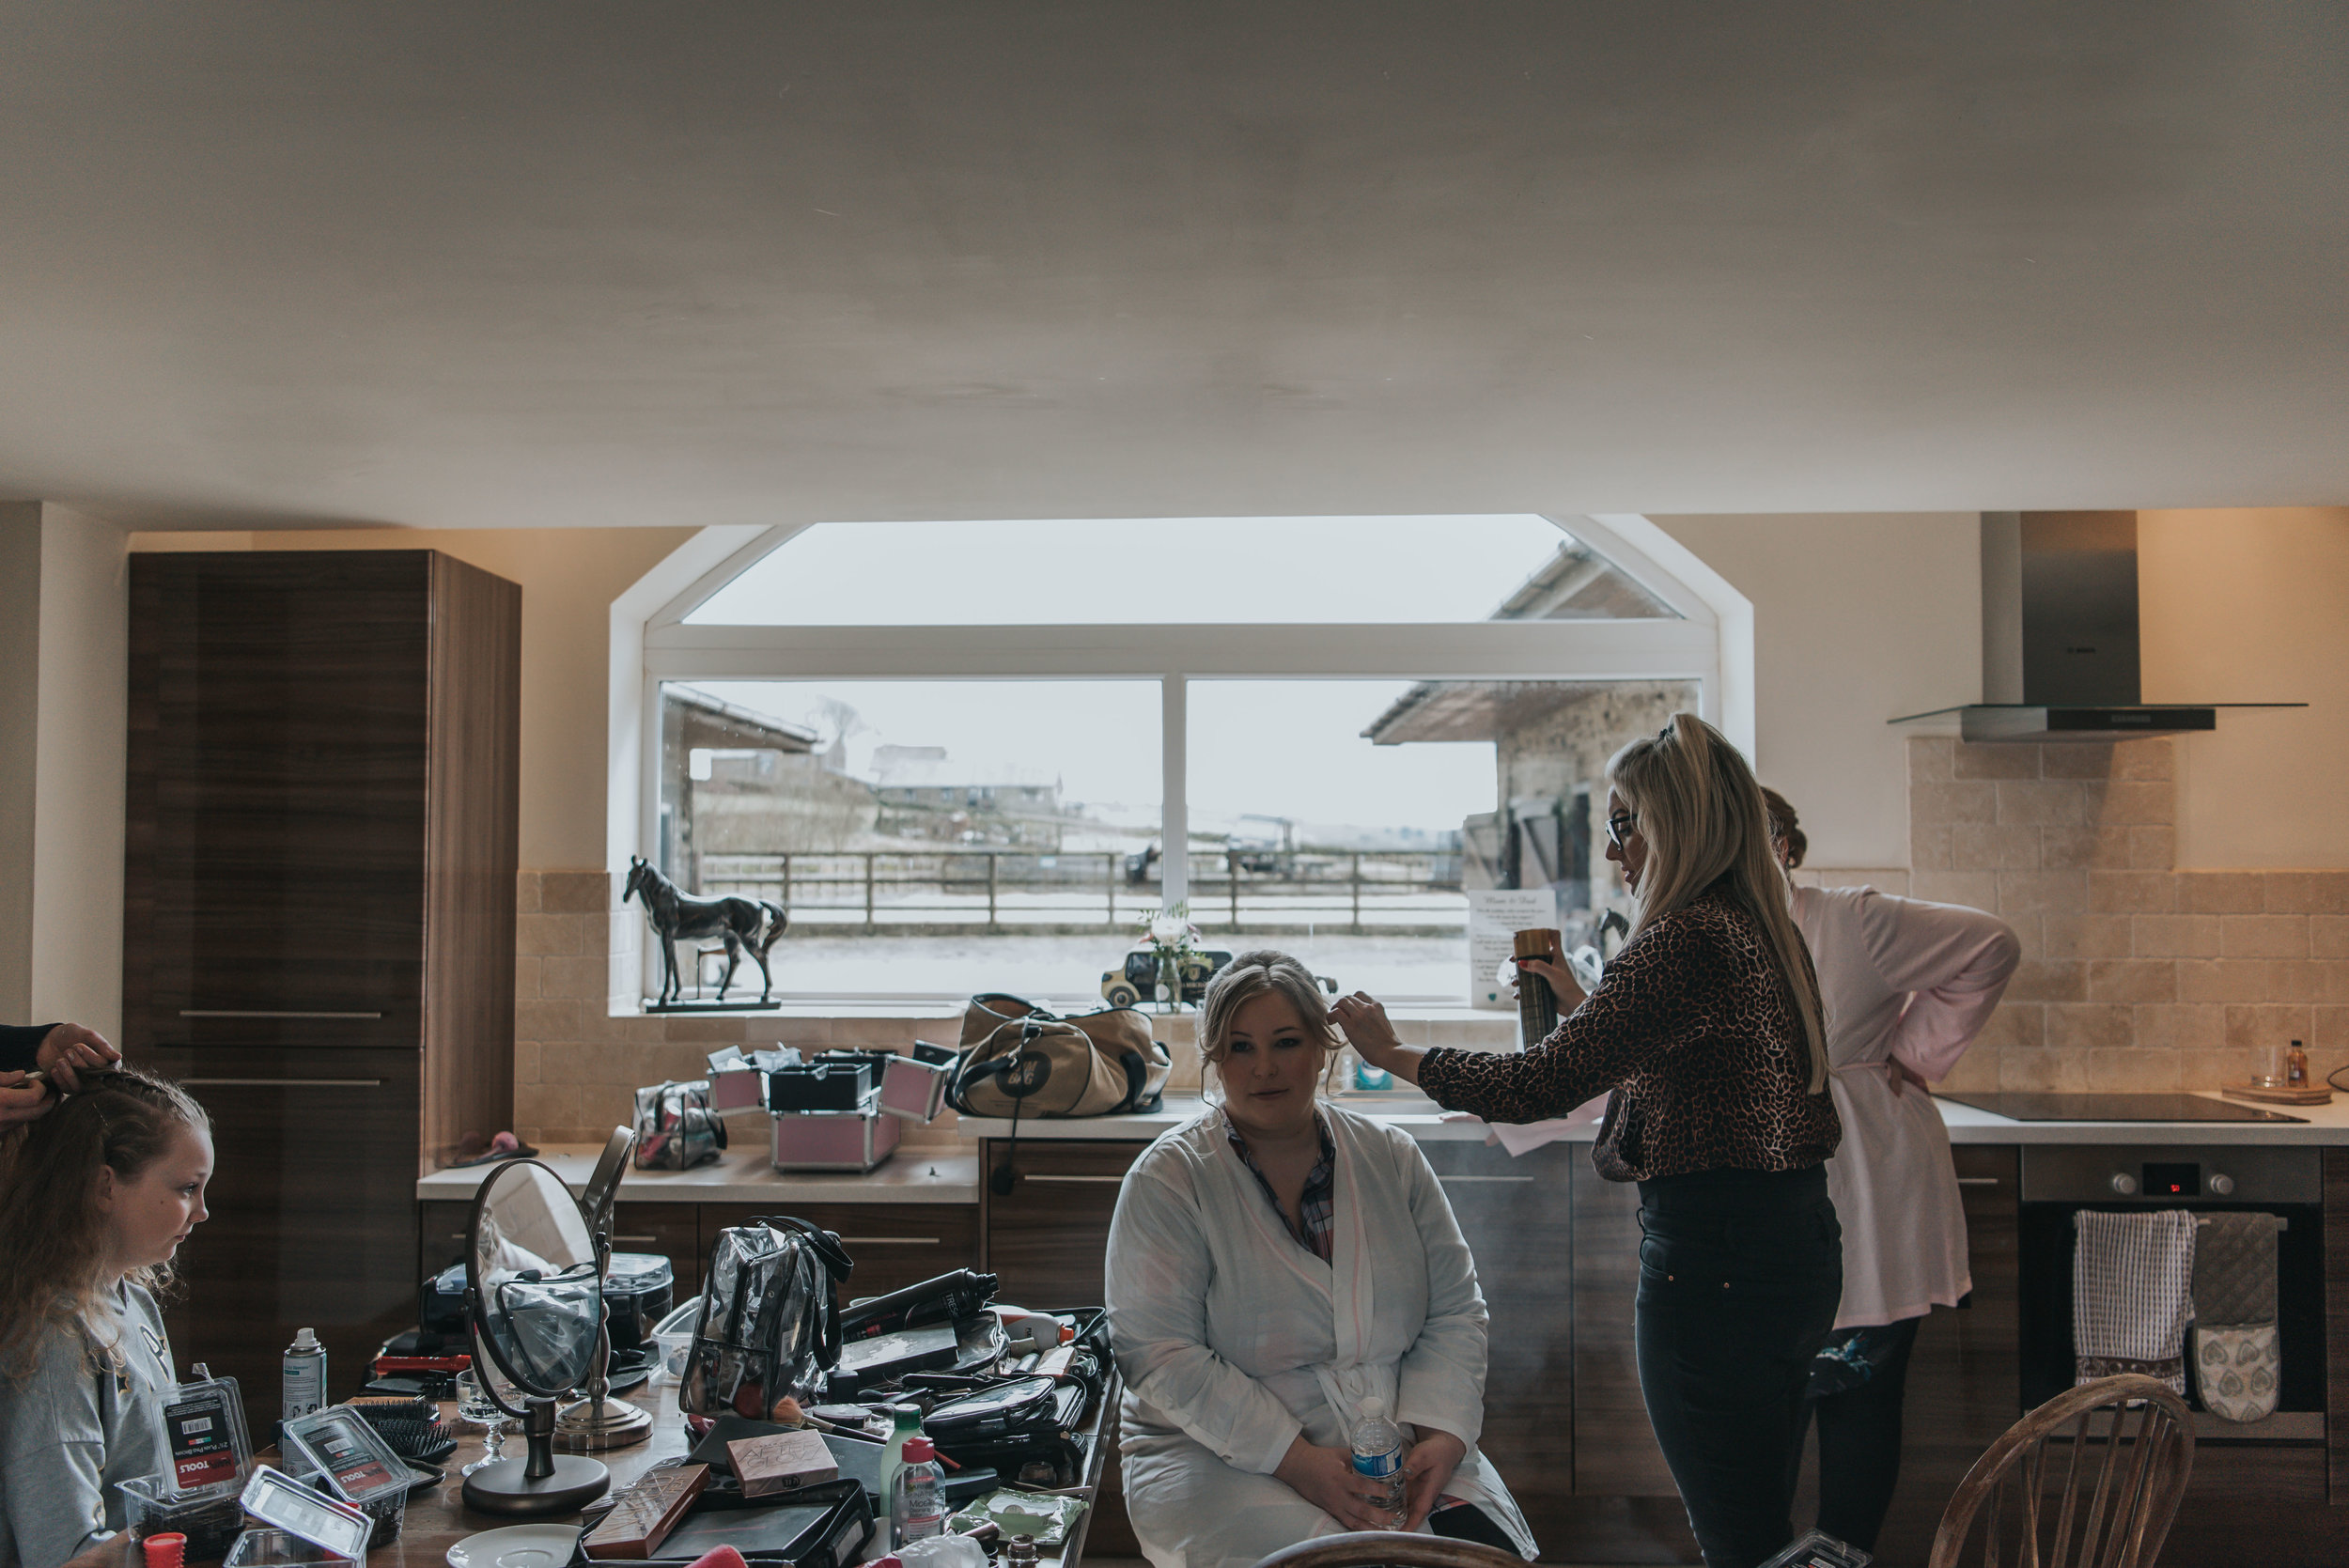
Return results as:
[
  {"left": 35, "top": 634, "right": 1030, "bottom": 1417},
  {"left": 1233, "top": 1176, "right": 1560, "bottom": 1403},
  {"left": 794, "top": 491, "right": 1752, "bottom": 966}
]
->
[
  {"left": 1513, "top": 927, "right": 1563, "bottom": 1047},
  {"left": 281, "top": 1327, "right": 326, "bottom": 1425}
]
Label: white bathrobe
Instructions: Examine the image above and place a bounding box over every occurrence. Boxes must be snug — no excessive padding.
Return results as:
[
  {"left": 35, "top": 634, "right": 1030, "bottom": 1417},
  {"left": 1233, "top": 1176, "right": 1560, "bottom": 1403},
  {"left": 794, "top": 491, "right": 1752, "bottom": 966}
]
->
[
  {"left": 1106, "top": 1104, "right": 1536, "bottom": 1568},
  {"left": 1796, "top": 884, "right": 2020, "bottom": 1328}
]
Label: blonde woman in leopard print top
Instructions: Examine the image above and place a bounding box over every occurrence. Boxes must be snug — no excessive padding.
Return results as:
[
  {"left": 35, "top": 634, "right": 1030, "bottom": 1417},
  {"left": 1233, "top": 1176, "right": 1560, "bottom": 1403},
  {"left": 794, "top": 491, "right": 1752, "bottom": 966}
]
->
[{"left": 1334, "top": 714, "right": 1843, "bottom": 1568}]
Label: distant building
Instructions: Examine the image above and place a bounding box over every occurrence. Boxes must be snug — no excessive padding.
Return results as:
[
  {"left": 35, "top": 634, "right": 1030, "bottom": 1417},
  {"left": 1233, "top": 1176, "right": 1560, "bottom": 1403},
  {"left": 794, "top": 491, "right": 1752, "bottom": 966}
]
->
[
  {"left": 660, "top": 687, "right": 878, "bottom": 881},
  {"left": 869, "top": 745, "right": 1066, "bottom": 846},
  {"left": 1360, "top": 538, "right": 1692, "bottom": 931}
]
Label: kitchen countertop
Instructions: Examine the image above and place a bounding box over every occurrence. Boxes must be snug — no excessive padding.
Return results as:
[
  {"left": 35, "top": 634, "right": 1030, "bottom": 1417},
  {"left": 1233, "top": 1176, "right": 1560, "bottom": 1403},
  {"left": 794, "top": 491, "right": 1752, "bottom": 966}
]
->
[
  {"left": 415, "top": 1144, "right": 979, "bottom": 1203},
  {"left": 958, "top": 1090, "right": 2349, "bottom": 1145}
]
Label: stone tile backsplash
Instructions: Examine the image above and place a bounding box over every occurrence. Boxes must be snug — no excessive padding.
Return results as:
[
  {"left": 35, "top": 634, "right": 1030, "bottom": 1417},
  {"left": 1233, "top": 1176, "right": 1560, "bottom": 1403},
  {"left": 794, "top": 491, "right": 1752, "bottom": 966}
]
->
[
  {"left": 1901, "top": 736, "right": 2348, "bottom": 1096},
  {"left": 507, "top": 737, "right": 2345, "bottom": 1141}
]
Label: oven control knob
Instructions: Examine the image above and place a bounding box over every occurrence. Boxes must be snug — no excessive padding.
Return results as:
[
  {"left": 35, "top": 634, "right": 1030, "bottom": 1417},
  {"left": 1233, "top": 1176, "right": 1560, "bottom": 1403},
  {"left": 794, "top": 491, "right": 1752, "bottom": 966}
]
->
[
  {"left": 2209, "top": 1173, "right": 2236, "bottom": 1196},
  {"left": 2109, "top": 1172, "right": 2139, "bottom": 1196}
]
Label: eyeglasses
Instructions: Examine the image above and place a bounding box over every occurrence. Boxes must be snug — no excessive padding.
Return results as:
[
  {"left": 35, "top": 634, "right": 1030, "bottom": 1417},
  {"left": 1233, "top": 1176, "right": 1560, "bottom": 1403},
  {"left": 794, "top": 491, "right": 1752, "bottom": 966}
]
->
[{"left": 1605, "top": 812, "right": 1640, "bottom": 849}]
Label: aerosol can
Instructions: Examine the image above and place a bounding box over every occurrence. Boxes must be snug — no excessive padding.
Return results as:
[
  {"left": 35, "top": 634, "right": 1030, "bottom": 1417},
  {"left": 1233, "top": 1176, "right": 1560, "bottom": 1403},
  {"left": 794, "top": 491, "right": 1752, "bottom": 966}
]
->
[{"left": 281, "top": 1327, "right": 326, "bottom": 1425}]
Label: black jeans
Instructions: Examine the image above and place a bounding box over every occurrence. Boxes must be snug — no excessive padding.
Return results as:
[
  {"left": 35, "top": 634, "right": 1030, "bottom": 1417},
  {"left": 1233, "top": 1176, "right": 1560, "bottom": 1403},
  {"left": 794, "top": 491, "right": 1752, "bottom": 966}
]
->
[
  {"left": 1801, "top": 1314, "right": 1924, "bottom": 1552},
  {"left": 1635, "top": 1165, "right": 1843, "bottom": 1568}
]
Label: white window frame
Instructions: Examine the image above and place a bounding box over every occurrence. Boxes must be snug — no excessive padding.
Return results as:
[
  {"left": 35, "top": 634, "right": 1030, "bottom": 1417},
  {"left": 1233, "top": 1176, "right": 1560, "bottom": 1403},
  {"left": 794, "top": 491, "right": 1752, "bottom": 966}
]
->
[{"left": 612, "top": 514, "right": 1749, "bottom": 1003}]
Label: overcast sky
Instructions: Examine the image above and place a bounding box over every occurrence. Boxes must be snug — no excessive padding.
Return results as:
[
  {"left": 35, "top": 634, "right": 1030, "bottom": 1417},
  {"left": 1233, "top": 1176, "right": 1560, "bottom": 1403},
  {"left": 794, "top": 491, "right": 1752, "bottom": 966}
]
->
[{"left": 690, "top": 514, "right": 1579, "bottom": 625}]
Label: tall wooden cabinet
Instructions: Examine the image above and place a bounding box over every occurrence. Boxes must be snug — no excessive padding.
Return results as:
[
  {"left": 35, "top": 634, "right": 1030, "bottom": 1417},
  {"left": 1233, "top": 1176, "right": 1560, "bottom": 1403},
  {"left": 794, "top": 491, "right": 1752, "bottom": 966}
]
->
[{"left": 124, "top": 551, "right": 520, "bottom": 1434}]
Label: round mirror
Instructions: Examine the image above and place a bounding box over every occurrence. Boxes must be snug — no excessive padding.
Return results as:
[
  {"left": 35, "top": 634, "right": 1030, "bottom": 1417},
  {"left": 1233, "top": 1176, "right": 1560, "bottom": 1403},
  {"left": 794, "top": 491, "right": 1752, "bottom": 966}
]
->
[{"left": 467, "top": 1159, "right": 603, "bottom": 1399}]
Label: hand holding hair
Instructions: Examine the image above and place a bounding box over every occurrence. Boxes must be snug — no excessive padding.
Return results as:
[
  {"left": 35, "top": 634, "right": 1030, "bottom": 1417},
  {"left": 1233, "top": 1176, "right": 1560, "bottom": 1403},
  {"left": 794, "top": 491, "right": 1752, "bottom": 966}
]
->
[
  {"left": 36, "top": 1023, "right": 120, "bottom": 1094},
  {"left": 1327, "top": 992, "right": 1425, "bottom": 1086}
]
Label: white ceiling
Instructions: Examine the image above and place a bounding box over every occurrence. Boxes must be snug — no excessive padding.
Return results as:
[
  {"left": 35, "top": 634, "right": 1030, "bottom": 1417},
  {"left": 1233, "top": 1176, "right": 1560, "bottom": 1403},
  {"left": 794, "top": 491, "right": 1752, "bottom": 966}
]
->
[{"left": 2, "top": 3, "right": 2344, "bottom": 531}]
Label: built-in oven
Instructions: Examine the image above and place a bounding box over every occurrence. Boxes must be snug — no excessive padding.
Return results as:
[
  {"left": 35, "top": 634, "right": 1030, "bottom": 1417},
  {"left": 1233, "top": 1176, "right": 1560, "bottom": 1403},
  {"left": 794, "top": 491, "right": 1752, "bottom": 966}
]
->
[{"left": 2017, "top": 1144, "right": 2324, "bottom": 1441}]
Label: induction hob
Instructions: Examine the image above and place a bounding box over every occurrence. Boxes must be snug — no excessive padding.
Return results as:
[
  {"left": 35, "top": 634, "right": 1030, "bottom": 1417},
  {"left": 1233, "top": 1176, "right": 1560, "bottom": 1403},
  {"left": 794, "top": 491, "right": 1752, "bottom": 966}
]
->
[{"left": 1934, "top": 1091, "right": 2306, "bottom": 1124}]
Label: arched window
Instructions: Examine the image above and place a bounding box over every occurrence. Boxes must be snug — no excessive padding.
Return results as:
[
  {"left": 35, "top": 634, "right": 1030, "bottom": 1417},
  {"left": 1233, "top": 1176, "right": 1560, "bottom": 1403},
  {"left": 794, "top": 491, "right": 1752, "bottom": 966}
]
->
[{"left": 630, "top": 514, "right": 1741, "bottom": 1005}]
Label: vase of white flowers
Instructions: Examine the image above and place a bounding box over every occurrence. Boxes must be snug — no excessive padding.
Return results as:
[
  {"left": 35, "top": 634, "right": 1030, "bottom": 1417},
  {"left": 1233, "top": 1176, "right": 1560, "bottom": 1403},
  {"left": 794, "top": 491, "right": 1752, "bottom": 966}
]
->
[{"left": 1141, "top": 903, "right": 1201, "bottom": 1013}]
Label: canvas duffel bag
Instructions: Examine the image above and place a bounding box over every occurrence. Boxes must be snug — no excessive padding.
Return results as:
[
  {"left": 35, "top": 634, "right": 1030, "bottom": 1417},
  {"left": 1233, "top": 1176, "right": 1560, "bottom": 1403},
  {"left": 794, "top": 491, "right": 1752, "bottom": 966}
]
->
[{"left": 949, "top": 994, "right": 1170, "bottom": 1117}]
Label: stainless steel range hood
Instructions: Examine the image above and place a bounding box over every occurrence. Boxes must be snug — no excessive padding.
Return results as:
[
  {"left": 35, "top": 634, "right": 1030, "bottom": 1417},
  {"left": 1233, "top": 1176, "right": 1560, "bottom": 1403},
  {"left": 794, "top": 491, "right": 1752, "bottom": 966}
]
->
[{"left": 1893, "top": 511, "right": 2302, "bottom": 742}]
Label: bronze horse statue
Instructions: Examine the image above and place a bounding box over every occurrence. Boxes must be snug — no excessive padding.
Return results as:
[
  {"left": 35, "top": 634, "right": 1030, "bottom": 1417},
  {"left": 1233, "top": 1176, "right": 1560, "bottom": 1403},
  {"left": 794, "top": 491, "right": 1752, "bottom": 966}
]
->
[{"left": 624, "top": 857, "right": 788, "bottom": 1006}]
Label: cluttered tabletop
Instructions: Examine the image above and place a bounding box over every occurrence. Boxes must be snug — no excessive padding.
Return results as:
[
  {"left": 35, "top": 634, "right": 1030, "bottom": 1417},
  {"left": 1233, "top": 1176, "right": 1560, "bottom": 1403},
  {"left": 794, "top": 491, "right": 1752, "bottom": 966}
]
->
[
  {"left": 262, "top": 1319, "right": 1117, "bottom": 1568},
  {"left": 242, "top": 1277, "right": 1123, "bottom": 1568}
]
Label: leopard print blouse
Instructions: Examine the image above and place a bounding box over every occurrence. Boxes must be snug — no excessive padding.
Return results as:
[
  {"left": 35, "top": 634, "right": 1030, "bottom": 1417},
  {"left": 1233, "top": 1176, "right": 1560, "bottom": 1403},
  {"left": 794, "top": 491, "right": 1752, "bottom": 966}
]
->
[{"left": 1421, "top": 885, "right": 1841, "bottom": 1182}]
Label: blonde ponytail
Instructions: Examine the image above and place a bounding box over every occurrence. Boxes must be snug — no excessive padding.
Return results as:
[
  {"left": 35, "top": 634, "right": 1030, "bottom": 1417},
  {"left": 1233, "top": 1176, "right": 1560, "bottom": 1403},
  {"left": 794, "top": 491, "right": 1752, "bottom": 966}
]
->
[{"left": 1607, "top": 714, "right": 1830, "bottom": 1094}]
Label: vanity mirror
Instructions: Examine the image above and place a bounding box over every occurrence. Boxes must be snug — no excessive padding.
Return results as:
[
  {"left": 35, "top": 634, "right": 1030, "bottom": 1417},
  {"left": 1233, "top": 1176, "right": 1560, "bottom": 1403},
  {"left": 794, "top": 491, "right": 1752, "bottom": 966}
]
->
[{"left": 459, "top": 1128, "right": 647, "bottom": 1516}]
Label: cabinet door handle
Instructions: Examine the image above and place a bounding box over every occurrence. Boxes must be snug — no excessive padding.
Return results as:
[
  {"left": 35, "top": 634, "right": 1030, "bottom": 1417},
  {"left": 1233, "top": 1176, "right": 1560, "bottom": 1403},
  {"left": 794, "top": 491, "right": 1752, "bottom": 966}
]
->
[
  {"left": 182, "top": 1078, "right": 385, "bottom": 1089},
  {"left": 611, "top": 1235, "right": 661, "bottom": 1244},
  {"left": 1956, "top": 1177, "right": 2000, "bottom": 1187},
  {"left": 179, "top": 1010, "right": 385, "bottom": 1019},
  {"left": 1018, "top": 1174, "right": 1128, "bottom": 1185},
  {"left": 1438, "top": 1175, "right": 1537, "bottom": 1184},
  {"left": 835, "top": 1236, "right": 941, "bottom": 1247}
]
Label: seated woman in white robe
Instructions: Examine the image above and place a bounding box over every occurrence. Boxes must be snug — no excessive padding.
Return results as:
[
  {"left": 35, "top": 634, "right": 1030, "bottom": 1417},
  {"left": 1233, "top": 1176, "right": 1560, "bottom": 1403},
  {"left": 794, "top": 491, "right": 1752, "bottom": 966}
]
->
[{"left": 1105, "top": 951, "right": 1535, "bottom": 1568}]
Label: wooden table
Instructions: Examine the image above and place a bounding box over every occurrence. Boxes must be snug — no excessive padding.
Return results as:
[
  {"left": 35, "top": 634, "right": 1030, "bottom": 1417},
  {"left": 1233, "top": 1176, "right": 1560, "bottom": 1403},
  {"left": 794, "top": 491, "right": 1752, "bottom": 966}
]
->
[
  {"left": 377, "top": 1374, "right": 1119, "bottom": 1568},
  {"left": 359, "top": 1393, "right": 694, "bottom": 1565}
]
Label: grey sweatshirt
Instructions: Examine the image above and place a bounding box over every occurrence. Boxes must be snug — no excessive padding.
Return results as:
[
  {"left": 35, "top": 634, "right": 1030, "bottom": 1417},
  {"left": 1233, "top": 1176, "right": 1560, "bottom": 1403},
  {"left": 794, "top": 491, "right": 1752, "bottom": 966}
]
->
[{"left": 0, "top": 1284, "right": 174, "bottom": 1568}]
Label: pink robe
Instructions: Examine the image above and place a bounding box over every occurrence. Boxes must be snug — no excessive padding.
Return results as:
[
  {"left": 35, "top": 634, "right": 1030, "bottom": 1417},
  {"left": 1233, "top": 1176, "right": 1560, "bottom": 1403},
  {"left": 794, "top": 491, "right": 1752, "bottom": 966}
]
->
[{"left": 1794, "top": 884, "right": 2020, "bottom": 1327}]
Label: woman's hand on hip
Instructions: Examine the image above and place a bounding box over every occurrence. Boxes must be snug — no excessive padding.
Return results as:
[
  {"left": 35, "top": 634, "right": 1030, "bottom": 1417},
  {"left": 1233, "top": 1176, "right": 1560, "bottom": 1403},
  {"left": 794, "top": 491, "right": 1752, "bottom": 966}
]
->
[
  {"left": 1401, "top": 1429, "right": 1469, "bottom": 1530},
  {"left": 1274, "top": 1436, "right": 1403, "bottom": 1531},
  {"left": 1329, "top": 993, "right": 1423, "bottom": 1085}
]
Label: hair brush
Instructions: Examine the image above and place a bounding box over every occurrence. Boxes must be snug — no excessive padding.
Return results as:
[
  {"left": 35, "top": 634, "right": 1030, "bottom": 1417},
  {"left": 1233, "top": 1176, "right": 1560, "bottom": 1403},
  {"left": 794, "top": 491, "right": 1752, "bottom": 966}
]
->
[{"left": 348, "top": 1402, "right": 459, "bottom": 1464}]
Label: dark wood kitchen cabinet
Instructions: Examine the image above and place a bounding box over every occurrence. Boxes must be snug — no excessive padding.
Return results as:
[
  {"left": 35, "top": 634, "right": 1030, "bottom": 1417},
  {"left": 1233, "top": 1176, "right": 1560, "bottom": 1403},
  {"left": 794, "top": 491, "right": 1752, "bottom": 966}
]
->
[
  {"left": 1422, "top": 1140, "right": 1577, "bottom": 1543},
  {"left": 125, "top": 551, "right": 519, "bottom": 1436},
  {"left": 980, "top": 1138, "right": 1150, "bottom": 1557},
  {"left": 979, "top": 1139, "right": 1149, "bottom": 1303}
]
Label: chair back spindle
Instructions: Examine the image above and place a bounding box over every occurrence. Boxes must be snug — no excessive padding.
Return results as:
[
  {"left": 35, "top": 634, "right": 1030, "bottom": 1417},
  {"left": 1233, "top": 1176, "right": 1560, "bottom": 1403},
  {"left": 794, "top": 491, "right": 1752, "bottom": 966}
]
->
[{"left": 1929, "top": 1374, "right": 2195, "bottom": 1568}]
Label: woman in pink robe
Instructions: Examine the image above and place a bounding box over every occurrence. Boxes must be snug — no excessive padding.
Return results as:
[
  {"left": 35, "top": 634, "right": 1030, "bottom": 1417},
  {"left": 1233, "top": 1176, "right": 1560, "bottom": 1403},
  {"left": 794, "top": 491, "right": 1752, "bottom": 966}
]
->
[{"left": 1764, "top": 788, "right": 2020, "bottom": 1554}]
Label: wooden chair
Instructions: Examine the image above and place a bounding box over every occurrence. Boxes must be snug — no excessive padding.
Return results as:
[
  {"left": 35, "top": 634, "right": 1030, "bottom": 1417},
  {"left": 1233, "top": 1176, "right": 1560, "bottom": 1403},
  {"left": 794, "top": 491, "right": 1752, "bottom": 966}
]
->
[
  {"left": 1928, "top": 1374, "right": 2195, "bottom": 1568},
  {"left": 1250, "top": 1531, "right": 1523, "bottom": 1568}
]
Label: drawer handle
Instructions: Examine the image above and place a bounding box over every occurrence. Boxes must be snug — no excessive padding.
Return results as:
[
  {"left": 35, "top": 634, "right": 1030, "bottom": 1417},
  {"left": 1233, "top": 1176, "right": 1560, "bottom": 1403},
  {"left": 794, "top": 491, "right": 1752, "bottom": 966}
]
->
[
  {"left": 1019, "top": 1175, "right": 1128, "bottom": 1185},
  {"left": 1956, "top": 1177, "right": 2001, "bottom": 1187},
  {"left": 183, "top": 1078, "right": 385, "bottom": 1088},
  {"left": 611, "top": 1235, "right": 661, "bottom": 1244},
  {"left": 179, "top": 1010, "right": 385, "bottom": 1019},
  {"left": 1438, "top": 1175, "right": 1537, "bottom": 1184},
  {"left": 835, "top": 1237, "right": 941, "bottom": 1247}
]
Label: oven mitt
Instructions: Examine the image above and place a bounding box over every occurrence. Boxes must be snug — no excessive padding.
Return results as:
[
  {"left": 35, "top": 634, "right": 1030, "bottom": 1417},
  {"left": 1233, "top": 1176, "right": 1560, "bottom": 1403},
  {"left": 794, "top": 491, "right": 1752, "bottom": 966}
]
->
[
  {"left": 2193, "top": 1322, "right": 2280, "bottom": 1423},
  {"left": 2191, "top": 1211, "right": 2281, "bottom": 1325}
]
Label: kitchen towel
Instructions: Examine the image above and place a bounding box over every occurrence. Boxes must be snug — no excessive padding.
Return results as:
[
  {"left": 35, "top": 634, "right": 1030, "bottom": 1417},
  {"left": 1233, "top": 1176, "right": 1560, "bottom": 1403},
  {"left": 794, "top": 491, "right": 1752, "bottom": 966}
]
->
[
  {"left": 2073, "top": 1209, "right": 2196, "bottom": 1395},
  {"left": 2190, "top": 1210, "right": 2284, "bottom": 1422}
]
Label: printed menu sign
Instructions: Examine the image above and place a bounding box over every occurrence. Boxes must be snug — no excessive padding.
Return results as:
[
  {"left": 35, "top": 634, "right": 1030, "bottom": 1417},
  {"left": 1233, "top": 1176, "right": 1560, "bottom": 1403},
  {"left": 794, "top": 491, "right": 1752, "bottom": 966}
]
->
[
  {"left": 1467, "top": 888, "right": 1559, "bottom": 1018},
  {"left": 164, "top": 1392, "right": 240, "bottom": 1491}
]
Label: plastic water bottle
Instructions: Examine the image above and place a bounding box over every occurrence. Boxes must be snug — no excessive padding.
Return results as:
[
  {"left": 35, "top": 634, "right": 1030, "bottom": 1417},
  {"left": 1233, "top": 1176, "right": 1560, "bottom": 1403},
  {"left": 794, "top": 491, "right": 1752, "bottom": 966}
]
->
[
  {"left": 891, "top": 1436, "right": 947, "bottom": 1546},
  {"left": 1348, "top": 1397, "right": 1408, "bottom": 1526},
  {"left": 281, "top": 1327, "right": 326, "bottom": 1425},
  {"left": 876, "top": 1405, "right": 926, "bottom": 1549}
]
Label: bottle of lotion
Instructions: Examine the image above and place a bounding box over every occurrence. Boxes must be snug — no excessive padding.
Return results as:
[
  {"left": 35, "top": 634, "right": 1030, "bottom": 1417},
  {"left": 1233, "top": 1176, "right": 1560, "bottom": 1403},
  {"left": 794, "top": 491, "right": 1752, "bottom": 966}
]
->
[{"left": 281, "top": 1327, "right": 326, "bottom": 1425}]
